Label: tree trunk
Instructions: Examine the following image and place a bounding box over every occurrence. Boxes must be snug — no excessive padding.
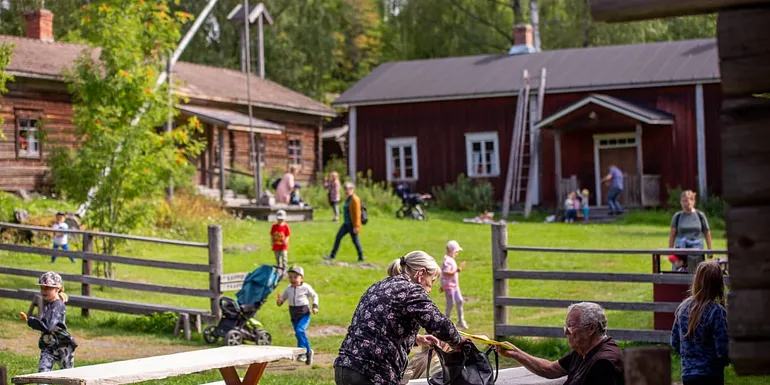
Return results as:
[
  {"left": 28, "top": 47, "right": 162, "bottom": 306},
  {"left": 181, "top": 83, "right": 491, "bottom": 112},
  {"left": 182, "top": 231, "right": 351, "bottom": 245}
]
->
[
  {"left": 582, "top": 0, "right": 591, "bottom": 47},
  {"left": 513, "top": 0, "right": 523, "bottom": 24},
  {"left": 530, "top": 0, "right": 542, "bottom": 51}
]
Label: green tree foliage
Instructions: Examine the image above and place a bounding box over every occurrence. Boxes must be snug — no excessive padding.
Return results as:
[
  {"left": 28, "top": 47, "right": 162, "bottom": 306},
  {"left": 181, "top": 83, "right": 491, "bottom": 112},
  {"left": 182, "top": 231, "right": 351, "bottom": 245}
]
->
[
  {"left": 49, "top": 0, "right": 204, "bottom": 277},
  {"left": 0, "top": 42, "right": 13, "bottom": 136},
  {"left": 0, "top": 0, "right": 91, "bottom": 39}
]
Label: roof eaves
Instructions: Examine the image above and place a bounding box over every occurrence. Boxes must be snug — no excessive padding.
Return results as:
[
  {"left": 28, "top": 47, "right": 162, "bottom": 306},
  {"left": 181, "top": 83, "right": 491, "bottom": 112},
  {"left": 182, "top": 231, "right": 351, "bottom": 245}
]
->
[
  {"left": 175, "top": 91, "right": 336, "bottom": 118},
  {"left": 6, "top": 70, "right": 62, "bottom": 81}
]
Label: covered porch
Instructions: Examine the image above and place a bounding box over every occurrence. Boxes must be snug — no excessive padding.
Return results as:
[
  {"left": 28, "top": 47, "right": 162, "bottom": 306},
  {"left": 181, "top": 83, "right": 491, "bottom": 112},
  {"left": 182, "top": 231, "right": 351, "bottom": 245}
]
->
[{"left": 536, "top": 94, "right": 673, "bottom": 208}]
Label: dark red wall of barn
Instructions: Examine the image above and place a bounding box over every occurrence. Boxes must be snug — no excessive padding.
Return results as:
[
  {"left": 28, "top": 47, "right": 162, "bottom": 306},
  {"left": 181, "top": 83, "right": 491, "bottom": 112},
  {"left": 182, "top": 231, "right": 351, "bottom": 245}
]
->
[
  {"left": 356, "top": 84, "right": 723, "bottom": 207},
  {"left": 356, "top": 97, "right": 517, "bottom": 198}
]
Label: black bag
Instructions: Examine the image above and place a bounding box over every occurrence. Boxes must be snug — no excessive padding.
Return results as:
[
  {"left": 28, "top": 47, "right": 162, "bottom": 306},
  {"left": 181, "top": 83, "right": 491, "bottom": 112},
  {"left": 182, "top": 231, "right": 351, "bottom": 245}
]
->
[
  {"left": 427, "top": 342, "right": 498, "bottom": 385},
  {"left": 271, "top": 178, "right": 282, "bottom": 190},
  {"left": 361, "top": 202, "right": 369, "bottom": 225}
]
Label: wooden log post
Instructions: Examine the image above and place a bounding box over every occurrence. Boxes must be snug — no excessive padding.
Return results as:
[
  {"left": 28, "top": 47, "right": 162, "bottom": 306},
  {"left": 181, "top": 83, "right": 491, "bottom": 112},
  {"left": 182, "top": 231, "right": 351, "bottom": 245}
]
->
[
  {"left": 554, "top": 130, "right": 563, "bottom": 210},
  {"left": 0, "top": 365, "right": 7, "bottom": 385},
  {"left": 717, "top": 5, "right": 770, "bottom": 375},
  {"left": 624, "top": 347, "right": 671, "bottom": 385},
  {"left": 218, "top": 128, "right": 226, "bottom": 202},
  {"left": 491, "top": 224, "right": 509, "bottom": 341},
  {"left": 208, "top": 225, "right": 223, "bottom": 321},
  {"left": 81, "top": 233, "right": 94, "bottom": 317}
]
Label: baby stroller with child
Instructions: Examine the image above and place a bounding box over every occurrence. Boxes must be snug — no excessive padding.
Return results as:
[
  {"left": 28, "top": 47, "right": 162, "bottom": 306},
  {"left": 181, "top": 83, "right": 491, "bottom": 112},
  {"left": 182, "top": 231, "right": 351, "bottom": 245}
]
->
[
  {"left": 395, "top": 184, "right": 431, "bottom": 221},
  {"left": 203, "top": 265, "right": 283, "bottom": 346}
]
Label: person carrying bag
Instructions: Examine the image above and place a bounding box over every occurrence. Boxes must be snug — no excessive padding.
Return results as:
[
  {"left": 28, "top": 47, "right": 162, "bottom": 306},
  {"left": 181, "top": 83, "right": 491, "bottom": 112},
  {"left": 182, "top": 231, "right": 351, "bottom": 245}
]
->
[{"left": 427, "top": 341, "right": 499, "bottom": 385}]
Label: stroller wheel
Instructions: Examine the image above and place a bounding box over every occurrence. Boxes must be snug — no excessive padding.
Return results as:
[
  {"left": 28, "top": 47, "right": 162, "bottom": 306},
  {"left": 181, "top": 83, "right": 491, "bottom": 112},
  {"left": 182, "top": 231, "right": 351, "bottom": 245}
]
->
[
  {"left": 396, "top": 208, "right": 406, "bottom": 219},
  {"left": 225, "top": 330, "right": 244, "bottom": 346},
  {"left": 256, "top": 330, "right": 272, "bottom": 346},
  {"left": 203, "top": 326, "right": 218, "bottom": 344}
]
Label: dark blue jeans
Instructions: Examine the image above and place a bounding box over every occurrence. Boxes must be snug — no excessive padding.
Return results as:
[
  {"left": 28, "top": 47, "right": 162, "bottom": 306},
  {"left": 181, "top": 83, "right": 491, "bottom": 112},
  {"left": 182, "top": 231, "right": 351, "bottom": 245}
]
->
[
  {"left": 334, "top": 366, "right": 374, "bottom": 385},
  {"left": 330, "top": 223, "right": 364, "bottom": 260},
  {"left": 607, "top": 187, "right": 623, "bottom": 214}
]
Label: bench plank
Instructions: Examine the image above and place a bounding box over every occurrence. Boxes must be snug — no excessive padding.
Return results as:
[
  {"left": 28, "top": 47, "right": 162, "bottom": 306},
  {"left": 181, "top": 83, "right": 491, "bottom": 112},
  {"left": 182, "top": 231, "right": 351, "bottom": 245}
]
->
[{"left": 12, "top": 346, "right": 304, "bottom": 385}]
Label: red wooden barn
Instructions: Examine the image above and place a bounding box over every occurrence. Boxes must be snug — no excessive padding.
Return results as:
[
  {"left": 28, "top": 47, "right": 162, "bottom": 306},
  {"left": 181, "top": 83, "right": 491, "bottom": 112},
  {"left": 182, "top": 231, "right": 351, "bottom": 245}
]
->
[
  {"left": 333, "top": 26, "right": 721, "bottom": 209},
  {"left": 0, "top": 10, "right": 335, "bottom": 193}
]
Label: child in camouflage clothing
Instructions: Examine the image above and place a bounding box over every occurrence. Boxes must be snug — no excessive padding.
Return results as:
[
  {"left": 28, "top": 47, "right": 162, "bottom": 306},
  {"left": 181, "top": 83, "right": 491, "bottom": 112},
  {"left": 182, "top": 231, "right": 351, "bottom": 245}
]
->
[{"left": 20, "top": 272, "right": 78, "bottom": 372}]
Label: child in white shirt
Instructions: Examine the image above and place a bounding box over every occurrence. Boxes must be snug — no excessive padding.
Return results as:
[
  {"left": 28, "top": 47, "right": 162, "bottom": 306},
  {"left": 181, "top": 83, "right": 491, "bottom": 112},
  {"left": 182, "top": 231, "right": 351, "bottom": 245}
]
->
[
  {"left": 51, "top": 213, "right": 74, "bottom": 263},
  {"left": 441, "top": 240, "right": 468, "bottom": 329}
]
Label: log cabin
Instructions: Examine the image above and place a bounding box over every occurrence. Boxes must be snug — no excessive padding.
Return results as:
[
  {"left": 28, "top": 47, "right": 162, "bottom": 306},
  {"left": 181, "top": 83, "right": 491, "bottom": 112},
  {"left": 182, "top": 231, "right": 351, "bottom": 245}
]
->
[
  {"left": 333, "top": 25, "right": 722, "bottom": 210},
  {"left": 0, "top": 9, "right": 335, "bottom": 193}
]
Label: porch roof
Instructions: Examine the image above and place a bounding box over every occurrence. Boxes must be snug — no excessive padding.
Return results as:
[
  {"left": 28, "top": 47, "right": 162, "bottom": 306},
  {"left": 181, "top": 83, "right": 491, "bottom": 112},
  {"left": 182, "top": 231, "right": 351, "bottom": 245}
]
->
[
  {"left": 535, "top": 94, "right": 674, "bottom": 129},
  {"left": 177, "top": 105, "right": 284, "bottom": 135}
]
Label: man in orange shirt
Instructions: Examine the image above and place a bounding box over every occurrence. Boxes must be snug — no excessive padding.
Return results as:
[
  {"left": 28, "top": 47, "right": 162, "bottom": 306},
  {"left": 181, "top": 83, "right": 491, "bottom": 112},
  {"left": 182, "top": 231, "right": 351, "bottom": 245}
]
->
[{"left": 324, "top": 183, "right": 364, "bottom": 262}]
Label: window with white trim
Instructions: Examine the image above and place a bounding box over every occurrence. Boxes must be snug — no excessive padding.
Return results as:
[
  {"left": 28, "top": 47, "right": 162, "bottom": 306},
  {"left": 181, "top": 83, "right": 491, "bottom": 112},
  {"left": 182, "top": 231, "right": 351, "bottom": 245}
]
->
[
  {"left": 16, "top": 114, "right": 41, "bottom": 159},
  {"left": 465, "top": 132, "right": 500, "bottom": 177},
  {"left": 386, "top": 137, "right": 418, "bottom": 182},
  {"left": 288, "top": 139, "right": 302, "bottom": 167}
]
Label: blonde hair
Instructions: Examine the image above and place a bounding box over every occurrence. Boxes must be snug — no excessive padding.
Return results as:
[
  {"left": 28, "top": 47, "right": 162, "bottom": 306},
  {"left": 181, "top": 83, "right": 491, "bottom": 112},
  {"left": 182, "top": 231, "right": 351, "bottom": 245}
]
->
[
  {"left": 344, "top": 182, "right": 355, "bottom": 190},
  {"left": 59, "top": 290, "right": 69, "bottom": 303},
  {"left": 289, "top": 164, "right": 299, "bottom": 173},
  {"left": 387, "top": 250, "right": 441, "bottom": 280},
  {"left": 681, "top": 190, "right": 697, "bottom": 200},
  {"left": 330, "top": 171, "right": 340, "bottom": 181}
]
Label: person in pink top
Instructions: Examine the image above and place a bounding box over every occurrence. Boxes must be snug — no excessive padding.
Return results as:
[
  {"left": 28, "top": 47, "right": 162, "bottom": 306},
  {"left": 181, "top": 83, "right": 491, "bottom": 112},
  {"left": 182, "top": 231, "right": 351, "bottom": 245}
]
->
[
  {"left": 275, "top": 165, "right": 298, "bottom": 204},
  {"left": 441, "top": 240, "right": 468, "bottom": 329}
]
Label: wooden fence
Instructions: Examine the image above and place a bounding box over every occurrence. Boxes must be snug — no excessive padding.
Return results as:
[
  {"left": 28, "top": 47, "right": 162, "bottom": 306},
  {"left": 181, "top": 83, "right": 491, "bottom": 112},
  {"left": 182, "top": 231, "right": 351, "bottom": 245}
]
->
[
  {"left": 0, "top": 222, "right": 224, "bottom": 328},
  {"left": 491, "top": 224, "right": 729, "bottom": 343}
]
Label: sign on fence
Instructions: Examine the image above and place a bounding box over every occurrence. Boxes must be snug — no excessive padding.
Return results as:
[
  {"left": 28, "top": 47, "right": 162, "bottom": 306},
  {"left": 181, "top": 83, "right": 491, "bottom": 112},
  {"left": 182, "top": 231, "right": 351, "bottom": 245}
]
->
[{"left": 220, "top": 272, "right": 249, "bottom": 292}]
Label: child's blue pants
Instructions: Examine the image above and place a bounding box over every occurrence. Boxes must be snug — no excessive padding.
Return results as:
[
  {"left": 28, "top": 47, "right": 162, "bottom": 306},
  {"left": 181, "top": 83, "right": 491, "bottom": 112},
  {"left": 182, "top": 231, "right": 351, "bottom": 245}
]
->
[{"left": 292, "top": 314, "right": 311, "bottom": 353}]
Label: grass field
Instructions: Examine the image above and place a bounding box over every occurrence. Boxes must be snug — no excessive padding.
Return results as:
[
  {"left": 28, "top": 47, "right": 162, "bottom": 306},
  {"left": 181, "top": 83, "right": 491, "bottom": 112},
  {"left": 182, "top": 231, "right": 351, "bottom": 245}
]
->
[{"left": 1, "top": 197, "right": 767, "bottom": 385}]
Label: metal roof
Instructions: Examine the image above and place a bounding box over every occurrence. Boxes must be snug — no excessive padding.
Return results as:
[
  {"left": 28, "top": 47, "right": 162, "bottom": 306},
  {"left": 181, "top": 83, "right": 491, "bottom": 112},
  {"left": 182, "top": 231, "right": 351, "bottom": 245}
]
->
[
  {"left": 536, "top": 94, "right": 675, "bottom": 129},
  {"left": 321, "top": 125, "right": 348, "bottom": 141},
  {"left": 177, "top": 105, "right": 284, "bottom": 134},
  {"left": 333, "top": 39, "right": 719, "bottom": 107}
]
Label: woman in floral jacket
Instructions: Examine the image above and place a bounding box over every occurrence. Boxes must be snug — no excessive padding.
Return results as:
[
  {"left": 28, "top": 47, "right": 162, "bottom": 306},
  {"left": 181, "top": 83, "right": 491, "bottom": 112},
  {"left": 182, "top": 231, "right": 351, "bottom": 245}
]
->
[{"left": 334, "top": 251, "right": 467, "bottom": 385}]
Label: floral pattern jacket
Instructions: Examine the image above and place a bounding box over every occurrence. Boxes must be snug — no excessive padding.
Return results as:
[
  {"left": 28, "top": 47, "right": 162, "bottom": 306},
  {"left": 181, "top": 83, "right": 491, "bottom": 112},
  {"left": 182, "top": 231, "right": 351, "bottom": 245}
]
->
[{"left": 334, "top": 274, "right": 461, "bottom": 385}]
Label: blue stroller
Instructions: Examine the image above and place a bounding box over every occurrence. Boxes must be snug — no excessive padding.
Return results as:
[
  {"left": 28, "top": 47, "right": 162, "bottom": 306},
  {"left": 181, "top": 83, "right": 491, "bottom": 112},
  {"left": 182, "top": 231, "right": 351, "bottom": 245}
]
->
[
  {"left": 203, "top": 265, "right": 283, "bottom": 346},
  {"left": 395, "top": 184, "right": 430, "bottom": 220}
]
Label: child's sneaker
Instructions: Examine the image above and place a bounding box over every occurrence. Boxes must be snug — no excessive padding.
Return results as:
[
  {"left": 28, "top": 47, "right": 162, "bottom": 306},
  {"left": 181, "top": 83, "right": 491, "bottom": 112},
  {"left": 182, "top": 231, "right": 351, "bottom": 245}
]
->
[
  {"left": 297, "top": 353, "right": 306, "bottom": 362},
  {"left": 458, "top": 320, "right": 469, "bottom": 330},
  {"left": 306, "top": 350, "right": 313, "bottom": 366}
]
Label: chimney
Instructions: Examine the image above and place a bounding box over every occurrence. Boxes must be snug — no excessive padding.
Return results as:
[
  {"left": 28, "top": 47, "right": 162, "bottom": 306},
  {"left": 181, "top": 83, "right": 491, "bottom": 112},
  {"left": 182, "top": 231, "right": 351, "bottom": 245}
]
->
[
  {"left": 509, "top": 24, "right": 536, "bottom": 55},
  {"left": 24, "top": 9, "right": 54, "bottom": 42}
]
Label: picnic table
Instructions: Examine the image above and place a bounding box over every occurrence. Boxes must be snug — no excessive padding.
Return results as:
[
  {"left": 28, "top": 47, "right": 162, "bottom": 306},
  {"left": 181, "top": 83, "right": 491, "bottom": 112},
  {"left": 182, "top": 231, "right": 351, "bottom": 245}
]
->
[{"left": 12, "top": 346, "right": 304, "bottom": 385}]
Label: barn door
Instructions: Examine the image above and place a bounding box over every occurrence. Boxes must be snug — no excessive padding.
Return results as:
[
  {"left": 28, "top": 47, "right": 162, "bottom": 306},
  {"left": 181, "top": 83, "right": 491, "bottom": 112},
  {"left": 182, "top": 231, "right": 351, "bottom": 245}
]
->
[{"left": 598, "top": 147, "right": 637, "bottom": 205}]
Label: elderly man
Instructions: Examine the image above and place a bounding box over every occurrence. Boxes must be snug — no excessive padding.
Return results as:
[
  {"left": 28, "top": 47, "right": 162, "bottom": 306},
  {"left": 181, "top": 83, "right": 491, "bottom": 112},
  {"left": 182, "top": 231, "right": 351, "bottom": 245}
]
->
[{"left": 497, "top": 302, "right": 624, "bottom": 385}]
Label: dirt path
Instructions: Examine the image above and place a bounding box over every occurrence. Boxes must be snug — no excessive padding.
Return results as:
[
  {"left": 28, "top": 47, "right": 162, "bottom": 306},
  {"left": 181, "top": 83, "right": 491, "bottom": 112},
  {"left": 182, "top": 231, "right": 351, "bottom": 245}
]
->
[{"left": 1, "top": 321, "right": 337, "bottom": 370}]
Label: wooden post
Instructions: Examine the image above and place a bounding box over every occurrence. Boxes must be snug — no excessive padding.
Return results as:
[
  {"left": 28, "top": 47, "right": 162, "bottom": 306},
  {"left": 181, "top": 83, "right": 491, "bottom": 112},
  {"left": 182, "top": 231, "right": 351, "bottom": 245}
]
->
[
  {"left": 624, "top": 347, "right": 670, "bottom": 385},
  {"left": 81, "top": 233, "right": 94, "bottom": 317},
  {"left": 208, "top": 225, "right": 223, "bottom": 320},
  {"left": 1, "top": 365, "right": 7, "bottom": 385},
  {"left": 635, "top": 123, "right": 644, "bottom": 207},
  {"left": 491, "top": 224, "right": 508, "bottom": 341},
  {"left": 317, "top": 119, "right": 324, "bottom": 178},
  {"left": 218, "top": 128, "right": 226, "bottom": 202},
  {"left": 554, "top": 129, "right": 563, "bottom": 209},
  {"left": 687, "top": 255, "right": 705, "bottom": 274}
]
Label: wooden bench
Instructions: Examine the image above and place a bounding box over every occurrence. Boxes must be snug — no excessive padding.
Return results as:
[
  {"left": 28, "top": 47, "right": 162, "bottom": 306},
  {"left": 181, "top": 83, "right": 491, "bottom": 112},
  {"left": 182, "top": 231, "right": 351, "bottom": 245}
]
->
[
  {"left": 18, "top": 289, "right": 210, "bottom": 341},
  {"left": 228, "top": 205, "right": 315, "bottom": 222},
  {"left": 12, "top": 345, "right": 304, "bottom": 385}
]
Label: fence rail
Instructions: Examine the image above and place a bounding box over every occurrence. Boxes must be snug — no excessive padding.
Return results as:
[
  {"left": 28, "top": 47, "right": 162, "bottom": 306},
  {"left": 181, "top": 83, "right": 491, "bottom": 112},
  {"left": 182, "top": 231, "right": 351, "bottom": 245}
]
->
[
  {"left": 491, "top": 224, "right": 729, "bottom": 343},
  {"left": 0, "top": 222, "right": 223, "bottom": 330}
]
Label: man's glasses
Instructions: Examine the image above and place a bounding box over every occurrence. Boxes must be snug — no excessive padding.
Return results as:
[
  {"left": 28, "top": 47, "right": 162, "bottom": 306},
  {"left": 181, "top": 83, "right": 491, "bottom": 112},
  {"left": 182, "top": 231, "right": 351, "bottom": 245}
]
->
[{"left": 563, "top": 324, "right": 589, "bottom": 335}]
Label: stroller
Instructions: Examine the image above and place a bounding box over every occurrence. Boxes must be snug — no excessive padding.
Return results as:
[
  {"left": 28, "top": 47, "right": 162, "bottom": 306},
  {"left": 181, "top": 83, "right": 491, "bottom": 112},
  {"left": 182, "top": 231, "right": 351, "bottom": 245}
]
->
[
  {"left": 203, "top": 265, "right": 283, "bottom": 346},
  {"left": 395, "top": 184, "right": 431, "bottom": 220}
]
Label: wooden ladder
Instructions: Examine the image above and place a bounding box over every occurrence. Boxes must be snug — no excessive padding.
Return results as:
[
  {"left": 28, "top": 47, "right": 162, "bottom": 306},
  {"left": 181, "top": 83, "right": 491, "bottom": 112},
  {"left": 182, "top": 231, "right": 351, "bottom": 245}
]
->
[
  {"left": 524, "top": 68, "right": 547, "bottom": 218},
  {"left": 502, "top": 70, "right": 532, "bottom": 218}
]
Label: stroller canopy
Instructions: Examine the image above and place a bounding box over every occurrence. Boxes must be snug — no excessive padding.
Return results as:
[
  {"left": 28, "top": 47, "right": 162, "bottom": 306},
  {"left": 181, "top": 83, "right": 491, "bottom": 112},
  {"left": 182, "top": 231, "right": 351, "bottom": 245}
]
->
[{"left": 236, "top": 265, "right": 283, "bottom": 307}]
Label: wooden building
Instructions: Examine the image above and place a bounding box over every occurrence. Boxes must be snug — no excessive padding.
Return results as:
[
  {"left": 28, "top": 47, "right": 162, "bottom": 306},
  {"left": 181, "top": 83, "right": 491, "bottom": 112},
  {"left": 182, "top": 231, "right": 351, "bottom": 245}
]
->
[
  {"left": 333, "top": 30, "right": 721, "bottom": 209},
  {"left": 0, "top": 10, "right": 334, "bottom": 193}
]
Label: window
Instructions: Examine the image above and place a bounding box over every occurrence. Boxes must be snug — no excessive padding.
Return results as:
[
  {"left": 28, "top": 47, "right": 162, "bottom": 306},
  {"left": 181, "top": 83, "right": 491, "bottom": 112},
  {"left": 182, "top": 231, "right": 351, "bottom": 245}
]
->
[
  {"left": 288, "top": 139, "right": 302, "bottom": 167},
  {"left": 385, "top": 137, "right": 418, "bottom": 181},
  {"left": 465, "top": 132, "right": 500, "bottom": 177},
  {"left": 16, "top": 113, "right": 41, "bottom": 159},
  {"left": 598, "top": 137, "right": 636, "bottom": 148}
]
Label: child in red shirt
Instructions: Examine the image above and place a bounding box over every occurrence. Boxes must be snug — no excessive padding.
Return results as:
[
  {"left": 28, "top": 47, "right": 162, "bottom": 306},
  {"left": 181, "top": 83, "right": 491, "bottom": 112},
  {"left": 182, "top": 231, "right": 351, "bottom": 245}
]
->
[{"left": 271, "top": 210, "right": 291, "bottom": 269}]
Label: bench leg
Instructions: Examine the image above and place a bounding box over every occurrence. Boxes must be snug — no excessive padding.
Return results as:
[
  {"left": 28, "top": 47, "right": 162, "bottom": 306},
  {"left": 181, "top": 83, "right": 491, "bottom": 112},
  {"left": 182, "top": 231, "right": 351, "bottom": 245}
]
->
[
  {"left": 242, "top": 363, "right": 268, "bottom": 385},
  {"left": 219, "top": 367, "right": 241, "bottom": 385},
  {"left": 194, "top": 314, "right": 202, "bottom": 334},
  {"left": 182, "top": 313, "right": 191, "bottom": 341},
  {"left": 173, "top": 314, "right": 183, "bottom": 337},
  {"left": 28, "top": 294, "right": 43, "bottom": 317}
]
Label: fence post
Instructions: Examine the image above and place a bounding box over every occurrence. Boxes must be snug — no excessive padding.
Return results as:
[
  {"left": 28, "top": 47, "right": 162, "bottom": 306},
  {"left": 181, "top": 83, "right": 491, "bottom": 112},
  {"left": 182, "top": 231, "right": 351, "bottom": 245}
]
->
[
  {"left": 491, "top": 223, "right": 508, "bottom": 341},
  {"left": 624, "top": 347, "right": 670, "bottom": 385},
  {"left": 81, "top": 233, "right": 94, "bottom": 317},
  {"left": 687, "top": 254, "right": 705, "bottom": 274},
  {"left": 208, "top": 225, "right": 223, "bottom": 321},
  {"left": 1, "top": 365, "right": 7, "bottom": 385}
]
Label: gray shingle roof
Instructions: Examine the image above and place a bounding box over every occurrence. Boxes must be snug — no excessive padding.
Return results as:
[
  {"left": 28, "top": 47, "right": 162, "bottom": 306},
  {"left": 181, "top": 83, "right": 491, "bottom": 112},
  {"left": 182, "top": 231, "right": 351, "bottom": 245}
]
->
[
  {"left": 333, "top": 39, "right": 719, "bottom": 107},
  {"left": 177, "top": 105, "right": 284, "bottom": 134},
  {"left": 536, "top": 94, "right": 675, "bottom": 129}
]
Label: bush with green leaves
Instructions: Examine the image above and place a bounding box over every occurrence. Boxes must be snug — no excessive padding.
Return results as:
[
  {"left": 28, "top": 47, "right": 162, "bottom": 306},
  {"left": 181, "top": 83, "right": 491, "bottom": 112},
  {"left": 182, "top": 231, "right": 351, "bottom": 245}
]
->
[
  {"left": 433, "top": 174, "right": 496, "bottom": 212},
  {"left": 666, "top": 186, "right": 725, "bottom": 220},
  {"left": 302, "top": 170, "right": 400, "bottom": 216}
]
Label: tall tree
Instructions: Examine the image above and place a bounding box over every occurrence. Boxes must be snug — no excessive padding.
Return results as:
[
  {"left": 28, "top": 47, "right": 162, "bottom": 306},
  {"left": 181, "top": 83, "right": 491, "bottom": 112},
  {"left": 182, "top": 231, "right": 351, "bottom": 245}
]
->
[{"left": 50, "top": 0, "right": 204, "bottom": 277}]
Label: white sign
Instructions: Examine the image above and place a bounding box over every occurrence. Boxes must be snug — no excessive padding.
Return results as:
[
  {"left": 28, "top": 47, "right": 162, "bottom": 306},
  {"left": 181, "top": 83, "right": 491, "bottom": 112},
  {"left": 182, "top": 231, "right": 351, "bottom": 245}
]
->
[
  {"left": 220, "top": 282, "right": 244, "bottom": 292},
  {"left": 221, "top": 272, "right": 249, "bottom": 284}
]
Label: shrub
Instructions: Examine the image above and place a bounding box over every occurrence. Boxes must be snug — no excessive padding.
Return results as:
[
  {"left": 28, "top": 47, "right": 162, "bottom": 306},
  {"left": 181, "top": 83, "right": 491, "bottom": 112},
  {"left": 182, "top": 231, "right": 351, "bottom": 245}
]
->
[
  {"left": 302, "top": 170, "right": 400, "bottom": 216},
  {"left": 666, "top": 186, "right": 726, "bottom": 220},
  {"left": 433, "top": 174, "right": 496, "bottom": 212},
  {"left": 317, "top": 154, "right": 348, "bottom": 182},
  {"left": 226, "top": 173, "right": 256, "bottom": 200}
]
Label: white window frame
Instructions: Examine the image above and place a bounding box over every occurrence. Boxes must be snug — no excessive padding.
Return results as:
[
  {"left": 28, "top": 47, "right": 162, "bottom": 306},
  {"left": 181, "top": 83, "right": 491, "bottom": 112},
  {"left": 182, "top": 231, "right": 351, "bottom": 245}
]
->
[
  {"left": 17, "top": 116, "right": 41, "bottom": 159},
  {"left": 385, "top": 137, "right": 418, "bottom": 182},
  {"left": 465, "top": 132, "right": 501, "bottom": 178},
  {"left": 288, "top": 138, "right": 302, "bottom": 167},
  {"left": 593, "top": 132, "right": 637, "bottom": 206}
]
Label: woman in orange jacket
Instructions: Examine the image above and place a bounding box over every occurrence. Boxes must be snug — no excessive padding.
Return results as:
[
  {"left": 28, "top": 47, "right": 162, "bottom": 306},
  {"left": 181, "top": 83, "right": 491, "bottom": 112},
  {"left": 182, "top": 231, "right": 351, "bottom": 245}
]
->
[{"left": 324, "top": 182, "right": 365, "bottom": 262}]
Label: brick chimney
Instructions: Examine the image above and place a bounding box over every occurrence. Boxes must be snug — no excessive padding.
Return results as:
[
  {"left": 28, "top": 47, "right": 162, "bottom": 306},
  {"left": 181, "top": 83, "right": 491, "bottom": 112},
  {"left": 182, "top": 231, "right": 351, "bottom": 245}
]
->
[
  {"left": 24, "top": 9, "right": 54, "bottom": 42},
  {"left": 509, "top": 24, "right": 536, "bottom": 55}
]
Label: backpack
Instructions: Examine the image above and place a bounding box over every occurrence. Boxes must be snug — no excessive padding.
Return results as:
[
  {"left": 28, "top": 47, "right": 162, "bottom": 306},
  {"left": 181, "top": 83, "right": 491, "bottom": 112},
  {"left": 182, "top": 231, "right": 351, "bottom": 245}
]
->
[
  {"left": 674, "top": 210, "right": 707, "bottom": 230},
  {"left": 271, "top": 178, "right": 282, "bottom": 190},
  {"left": 361, "top": 202, "right": 369, "bottom": 225}
]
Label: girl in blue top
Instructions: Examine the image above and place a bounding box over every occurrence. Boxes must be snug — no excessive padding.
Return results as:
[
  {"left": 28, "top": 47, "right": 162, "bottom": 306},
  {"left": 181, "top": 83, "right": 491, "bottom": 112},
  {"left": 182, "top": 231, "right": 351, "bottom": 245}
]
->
[{"left": 671, "top": 262, "right": 728, "bottom": 385}]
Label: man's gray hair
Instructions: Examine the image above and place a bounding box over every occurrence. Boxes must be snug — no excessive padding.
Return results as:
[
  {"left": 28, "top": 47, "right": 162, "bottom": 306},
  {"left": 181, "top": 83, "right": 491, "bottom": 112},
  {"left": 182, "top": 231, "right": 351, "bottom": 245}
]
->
[{"left": 568, "top": 302, "right": 608, "bottom": 337}]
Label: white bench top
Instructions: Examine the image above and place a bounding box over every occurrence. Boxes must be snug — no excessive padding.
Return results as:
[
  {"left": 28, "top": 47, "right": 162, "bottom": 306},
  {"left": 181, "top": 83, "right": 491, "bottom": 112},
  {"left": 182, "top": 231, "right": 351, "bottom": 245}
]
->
[
  {"left": 408, "top": 367, "right": 566, "bottom": 385},
  {"left": 12, "top": 346, "right": 304, "bottom": 385}
]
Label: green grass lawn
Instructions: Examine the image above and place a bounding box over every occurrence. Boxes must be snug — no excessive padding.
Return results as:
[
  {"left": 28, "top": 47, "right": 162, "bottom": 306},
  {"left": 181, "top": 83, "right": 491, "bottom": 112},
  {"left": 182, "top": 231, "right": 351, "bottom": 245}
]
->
[{"left": 0, "top": 201, "right": 767, "bottom": 385}]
